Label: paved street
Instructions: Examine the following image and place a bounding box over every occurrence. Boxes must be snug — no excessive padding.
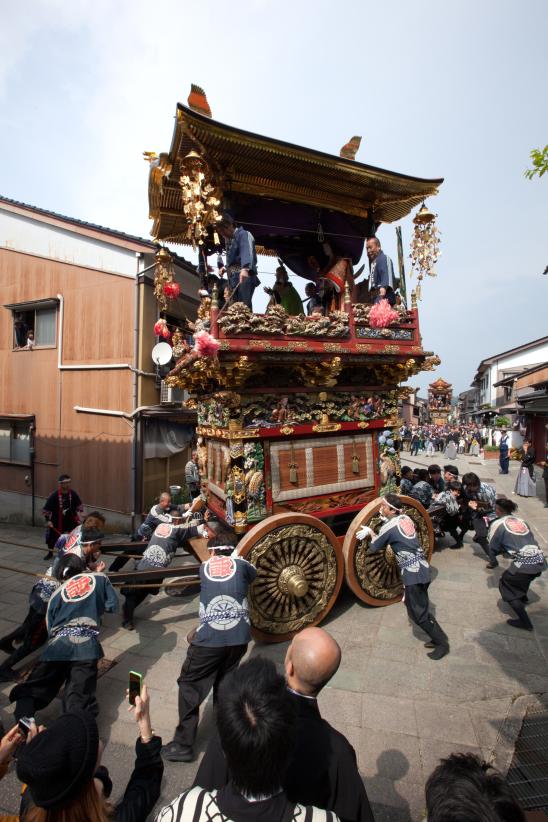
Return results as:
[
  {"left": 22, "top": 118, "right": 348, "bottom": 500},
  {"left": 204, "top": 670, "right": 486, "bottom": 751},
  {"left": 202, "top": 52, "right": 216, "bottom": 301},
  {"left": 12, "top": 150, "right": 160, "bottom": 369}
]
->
[{"left": 1, "top": 452, "right": 547, "bottom": 820}]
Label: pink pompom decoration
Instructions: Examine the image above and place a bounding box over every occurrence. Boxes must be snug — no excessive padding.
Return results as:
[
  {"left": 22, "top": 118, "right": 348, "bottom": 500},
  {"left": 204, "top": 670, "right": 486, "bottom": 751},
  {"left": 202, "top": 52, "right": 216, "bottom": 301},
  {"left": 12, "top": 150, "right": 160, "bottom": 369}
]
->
[
  {"left": 154, "top": 318, "right": 171, "bottom": 340},
  {"left": 369, "top": 299, "right": 399, "bottom": 329},
  {"left": 164, "top": 282, "right": 181, "bottom": 299},
  {"left": 193, "top": 330, "right": 220, "bottom": 358}
]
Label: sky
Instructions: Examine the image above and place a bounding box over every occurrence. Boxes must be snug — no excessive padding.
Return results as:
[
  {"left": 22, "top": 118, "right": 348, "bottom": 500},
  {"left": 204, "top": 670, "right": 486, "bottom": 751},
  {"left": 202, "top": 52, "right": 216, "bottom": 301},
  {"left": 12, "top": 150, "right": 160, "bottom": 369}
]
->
[{"left": 1, "top": 0, "right": 547, "bottom": 396}]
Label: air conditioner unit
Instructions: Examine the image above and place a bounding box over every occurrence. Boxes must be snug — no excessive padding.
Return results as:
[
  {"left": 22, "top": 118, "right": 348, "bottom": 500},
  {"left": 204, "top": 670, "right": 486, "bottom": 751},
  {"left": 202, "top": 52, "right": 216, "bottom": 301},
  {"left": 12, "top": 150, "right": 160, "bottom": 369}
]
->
[{"left": 160, "top": 381, "right": 186, "bottom": 405}]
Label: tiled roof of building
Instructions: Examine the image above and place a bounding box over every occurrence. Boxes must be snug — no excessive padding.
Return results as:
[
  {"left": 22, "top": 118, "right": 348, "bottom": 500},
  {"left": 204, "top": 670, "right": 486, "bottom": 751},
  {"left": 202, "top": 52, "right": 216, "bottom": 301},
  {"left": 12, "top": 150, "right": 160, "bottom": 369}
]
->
[{"left": 0, "top": 194, "right": 157, "bottom": 249}]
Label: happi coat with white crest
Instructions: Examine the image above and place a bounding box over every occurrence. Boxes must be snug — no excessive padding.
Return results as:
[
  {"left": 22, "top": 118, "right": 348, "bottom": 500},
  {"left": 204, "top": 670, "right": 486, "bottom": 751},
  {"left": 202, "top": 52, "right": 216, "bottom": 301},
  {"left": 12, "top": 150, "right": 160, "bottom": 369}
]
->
[
  {"left": 488, "top": 515, "right": 546, "bottom": 575},
  {"left": 368, "top": 514, "right": 431, "bottom": 585},
  {"left": 366, "top": 512, "right": 448, "bottom": 652}
]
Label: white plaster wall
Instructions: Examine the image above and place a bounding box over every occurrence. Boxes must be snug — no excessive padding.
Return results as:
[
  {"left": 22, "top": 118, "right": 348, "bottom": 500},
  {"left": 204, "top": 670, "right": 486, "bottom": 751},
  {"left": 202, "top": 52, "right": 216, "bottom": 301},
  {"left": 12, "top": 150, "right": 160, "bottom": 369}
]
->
[
  {"left": 0, "top": 209, "right": 141, "bottom": 278},
  {"left": 488, "top": 342, "right": 548, "bottom": 404}
]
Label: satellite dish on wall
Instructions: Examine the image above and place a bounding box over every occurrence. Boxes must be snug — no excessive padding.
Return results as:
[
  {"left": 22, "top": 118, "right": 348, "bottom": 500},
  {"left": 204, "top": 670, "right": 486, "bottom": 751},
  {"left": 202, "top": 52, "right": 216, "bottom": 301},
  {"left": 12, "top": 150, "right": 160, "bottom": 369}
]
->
[{"left": 151, "top": 342, "right": 173, "bottom": 366}]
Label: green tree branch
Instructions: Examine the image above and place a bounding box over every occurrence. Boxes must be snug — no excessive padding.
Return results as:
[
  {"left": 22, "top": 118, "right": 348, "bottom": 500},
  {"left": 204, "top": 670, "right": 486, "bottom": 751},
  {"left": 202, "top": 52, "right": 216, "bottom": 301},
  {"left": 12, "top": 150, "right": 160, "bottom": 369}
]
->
[{"left": 525, "top": 145, "right": 548, "bottom": 180}]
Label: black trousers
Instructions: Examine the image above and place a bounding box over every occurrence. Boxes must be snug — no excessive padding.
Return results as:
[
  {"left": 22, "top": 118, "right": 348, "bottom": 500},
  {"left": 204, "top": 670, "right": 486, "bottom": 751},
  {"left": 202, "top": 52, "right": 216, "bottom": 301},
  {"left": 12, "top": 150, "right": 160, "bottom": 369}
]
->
[
  {"left": 10, "top": 659, "right": 99, "bottom": 719},
  {"left": 464, "top": 512, "right": 496, "bottom": 562},
  {"left": 110, "top": 541, "right": 147, "bottom": 573},
  {"left": 0, "top": 608, "right": 47, "bottom": 670},
  {"left": 174, "top": 643, "right": 247, "bottom": 748},
  {"left": 45, "top": 528, "right": 59, "bottom": 551},
  {"left": 231, "top": 278, "right": 256, "bottom": 310},
  {"left": 404, "top": 584, "right": 448, "bottom": 648},
  {"left": 441, "top": 513, "right": 462, "bottom": 543},
  {"left": 122, "top": 588, "right": 151, "bottom": 622},
  {"left": 499, "top": 455, "right": 509, "bottom": 474},
  {"left": 499, "top": 570, "right": 541, "bottom": 629}
]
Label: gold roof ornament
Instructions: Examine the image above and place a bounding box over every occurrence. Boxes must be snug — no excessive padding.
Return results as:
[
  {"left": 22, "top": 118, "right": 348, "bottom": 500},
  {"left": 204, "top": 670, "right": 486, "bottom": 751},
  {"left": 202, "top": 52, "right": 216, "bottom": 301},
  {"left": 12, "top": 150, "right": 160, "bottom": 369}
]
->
[
  {"left": 413, "top": 203, "right": 436, "bottom": 225},
  {"left": 409, "top": 201, "right": 441, "bottom": 299}
]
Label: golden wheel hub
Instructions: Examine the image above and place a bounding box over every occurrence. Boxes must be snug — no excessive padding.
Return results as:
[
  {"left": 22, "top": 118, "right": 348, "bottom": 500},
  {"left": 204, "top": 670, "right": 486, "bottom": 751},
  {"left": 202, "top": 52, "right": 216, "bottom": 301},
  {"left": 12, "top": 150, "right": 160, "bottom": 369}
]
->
[{"left": 278, "top": 565, "right": 309, "bottom": 598}]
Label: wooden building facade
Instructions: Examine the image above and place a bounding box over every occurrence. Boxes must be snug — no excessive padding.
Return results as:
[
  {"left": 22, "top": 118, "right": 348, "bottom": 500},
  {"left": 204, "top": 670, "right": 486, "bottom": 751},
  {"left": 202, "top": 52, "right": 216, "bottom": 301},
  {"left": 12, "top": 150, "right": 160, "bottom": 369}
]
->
[{"left": 0, "top": 197, "right": 198, "bottom": 529}]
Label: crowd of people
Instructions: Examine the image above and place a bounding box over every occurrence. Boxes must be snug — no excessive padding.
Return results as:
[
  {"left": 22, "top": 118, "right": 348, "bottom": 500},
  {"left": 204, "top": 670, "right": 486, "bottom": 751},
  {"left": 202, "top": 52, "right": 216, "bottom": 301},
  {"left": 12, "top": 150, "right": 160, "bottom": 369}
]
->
[
  {"left": 401, "top": 424, "right": 487, "bottom": 459},
  {"left": 400, "top": 460, "right": 546, "bottom": 631},
  {"left": 0, "top": 457, "right": 545, "bottom": 820}
]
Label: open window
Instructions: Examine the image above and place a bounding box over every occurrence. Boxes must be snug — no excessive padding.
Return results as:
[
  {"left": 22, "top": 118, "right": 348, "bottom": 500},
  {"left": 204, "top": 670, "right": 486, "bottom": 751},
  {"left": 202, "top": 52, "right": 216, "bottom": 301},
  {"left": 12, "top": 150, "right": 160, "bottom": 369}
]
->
[
  {"left": 5, "top": 299, "right": 58, "bottom": 349},
  {"left": 0, "top": 416, "right": 34, "bottom": 465}
]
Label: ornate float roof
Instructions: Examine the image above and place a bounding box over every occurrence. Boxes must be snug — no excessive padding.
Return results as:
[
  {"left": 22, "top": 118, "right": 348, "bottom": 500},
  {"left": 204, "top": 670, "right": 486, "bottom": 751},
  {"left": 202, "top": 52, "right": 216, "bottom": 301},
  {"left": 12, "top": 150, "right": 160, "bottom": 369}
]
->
[
  {"left": 148, "top": 104, "right": 443, "bottom": 251},
  {"left": 429, "top": 377, "right": 452, "bottom": 390}
]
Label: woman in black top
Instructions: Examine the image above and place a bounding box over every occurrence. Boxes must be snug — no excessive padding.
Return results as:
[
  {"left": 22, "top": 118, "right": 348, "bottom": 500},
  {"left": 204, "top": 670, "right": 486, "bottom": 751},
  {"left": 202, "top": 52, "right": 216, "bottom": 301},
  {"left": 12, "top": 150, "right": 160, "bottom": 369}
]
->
[{"left": 515, "top": 439, "right": 537, "bottom": 497}]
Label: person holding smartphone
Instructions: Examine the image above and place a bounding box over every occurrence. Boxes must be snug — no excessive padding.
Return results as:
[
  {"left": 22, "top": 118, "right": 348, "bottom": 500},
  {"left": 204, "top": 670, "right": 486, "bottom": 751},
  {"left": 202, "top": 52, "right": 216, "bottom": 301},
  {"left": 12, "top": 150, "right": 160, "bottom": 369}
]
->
[{"left": 1, "top": 685, "right": 163, "bottom": 820}]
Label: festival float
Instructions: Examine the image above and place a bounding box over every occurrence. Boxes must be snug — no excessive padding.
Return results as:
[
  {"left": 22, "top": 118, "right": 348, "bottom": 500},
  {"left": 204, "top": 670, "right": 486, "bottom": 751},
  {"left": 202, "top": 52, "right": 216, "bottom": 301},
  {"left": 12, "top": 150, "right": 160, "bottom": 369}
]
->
[
  {"left": 144, "top": 87, "right": 444, "bottom": 641},
  {"left": 428, "top": 378, "right": 453, "bottom": 425}
]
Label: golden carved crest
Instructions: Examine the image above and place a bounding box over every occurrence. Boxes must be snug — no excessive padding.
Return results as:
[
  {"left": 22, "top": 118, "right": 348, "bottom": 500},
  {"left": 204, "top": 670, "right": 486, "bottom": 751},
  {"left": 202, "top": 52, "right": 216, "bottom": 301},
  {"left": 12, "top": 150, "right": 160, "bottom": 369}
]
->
[{"left": 245, "top": 523, "right": 339, "bottom": 634}]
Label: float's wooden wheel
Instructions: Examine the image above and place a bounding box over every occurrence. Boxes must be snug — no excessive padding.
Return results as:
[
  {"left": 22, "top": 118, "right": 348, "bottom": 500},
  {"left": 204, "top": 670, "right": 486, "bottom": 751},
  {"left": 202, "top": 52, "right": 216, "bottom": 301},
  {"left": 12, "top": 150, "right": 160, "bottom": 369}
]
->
[
  {"left": 342, "top": 495, "right": 434, "bottom": 607},
  {"left": 237, "top": 513, "right": 343, "bottom": 643}
]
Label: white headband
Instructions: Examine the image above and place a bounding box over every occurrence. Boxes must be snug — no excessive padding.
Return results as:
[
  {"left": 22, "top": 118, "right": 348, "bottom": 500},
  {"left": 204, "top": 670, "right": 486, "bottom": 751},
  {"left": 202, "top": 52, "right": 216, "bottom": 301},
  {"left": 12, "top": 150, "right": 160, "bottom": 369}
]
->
[{"left": 383, "top": 499, "right": 402, "bottom": 513}]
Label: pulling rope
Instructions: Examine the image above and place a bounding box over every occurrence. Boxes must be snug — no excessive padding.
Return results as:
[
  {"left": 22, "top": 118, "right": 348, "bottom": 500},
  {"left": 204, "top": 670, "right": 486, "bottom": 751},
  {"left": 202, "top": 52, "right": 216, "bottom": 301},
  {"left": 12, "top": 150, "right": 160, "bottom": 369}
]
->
[
  {"left": 0, "top": 537, "right": 145, "bottom": 560},
  {"left": 0, "top": 561, "right": 200, "bottom": 591}
]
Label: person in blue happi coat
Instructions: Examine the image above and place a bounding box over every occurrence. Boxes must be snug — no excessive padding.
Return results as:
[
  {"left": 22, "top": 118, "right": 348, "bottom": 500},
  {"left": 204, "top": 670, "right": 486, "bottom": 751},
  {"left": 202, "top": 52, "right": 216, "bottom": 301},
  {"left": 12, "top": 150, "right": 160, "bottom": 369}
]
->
[
  {"left": 488, "top": 497, "right": 546, "bottom": 631},
  {"left": 10, "top": 533, "right": 118, "bottom": 720},
  {"left": 357, "top": 494, "right": 450, "bottom": 660}
]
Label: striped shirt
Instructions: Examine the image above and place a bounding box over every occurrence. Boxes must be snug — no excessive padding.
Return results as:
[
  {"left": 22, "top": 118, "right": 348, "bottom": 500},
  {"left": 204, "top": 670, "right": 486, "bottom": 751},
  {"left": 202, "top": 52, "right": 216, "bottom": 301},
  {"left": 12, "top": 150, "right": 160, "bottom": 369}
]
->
[{"left": 155, "top": 786, "right": 338, "bottom": 822}]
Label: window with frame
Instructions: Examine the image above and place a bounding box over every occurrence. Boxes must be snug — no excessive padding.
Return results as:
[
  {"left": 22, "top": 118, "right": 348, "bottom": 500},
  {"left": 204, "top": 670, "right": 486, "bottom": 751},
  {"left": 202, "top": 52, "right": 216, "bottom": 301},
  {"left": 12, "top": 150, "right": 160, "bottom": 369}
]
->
[
  {"left": 0, "top": 419, "right": 33, "bottom": 465},
  {"left": 10, "top": 301, "right": 58, "bottom": 349}
]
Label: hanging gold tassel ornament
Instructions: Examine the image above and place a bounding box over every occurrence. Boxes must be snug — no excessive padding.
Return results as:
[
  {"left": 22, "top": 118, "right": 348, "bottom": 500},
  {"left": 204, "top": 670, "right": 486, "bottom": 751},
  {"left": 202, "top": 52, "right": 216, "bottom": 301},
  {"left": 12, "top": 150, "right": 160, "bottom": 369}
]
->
[
  {"left": 179, "top": 150, "right": 222, "bottom": 250},
  {"left": 289, "top": 442, "right": 299, "bottom": 485},
  {"left": 409, "top": 203, "right": 441, "bottom": 300},
  {"left": 352, "top": 438, "right": 360, "bottom": 474},
  {"left": 154, "top": 247, "right": 175, "bottom": 312}
]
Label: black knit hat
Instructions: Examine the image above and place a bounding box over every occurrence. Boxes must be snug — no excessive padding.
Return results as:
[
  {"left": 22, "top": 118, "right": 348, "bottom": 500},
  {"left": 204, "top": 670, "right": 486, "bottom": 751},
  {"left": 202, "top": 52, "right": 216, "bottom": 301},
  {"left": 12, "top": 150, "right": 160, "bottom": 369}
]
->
[
  {"left": 80, "top": 526, "right": 104, "bottom": 544},
  {"left": 16, "top": 711, "right": 99, "bottom": 808}
]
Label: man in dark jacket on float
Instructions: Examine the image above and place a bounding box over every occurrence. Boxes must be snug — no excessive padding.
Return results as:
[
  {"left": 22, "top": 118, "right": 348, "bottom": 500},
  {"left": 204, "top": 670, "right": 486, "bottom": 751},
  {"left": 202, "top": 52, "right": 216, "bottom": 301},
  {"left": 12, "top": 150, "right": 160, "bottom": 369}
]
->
[
  {"left": 218, "top": 213, "right": 260, "bottom": 310},
  {"left": 366, "top": 236, "right": 397, "bottom": 305},
  {"left": 194, "top": 626, "right": 374, "bottom": 822}
]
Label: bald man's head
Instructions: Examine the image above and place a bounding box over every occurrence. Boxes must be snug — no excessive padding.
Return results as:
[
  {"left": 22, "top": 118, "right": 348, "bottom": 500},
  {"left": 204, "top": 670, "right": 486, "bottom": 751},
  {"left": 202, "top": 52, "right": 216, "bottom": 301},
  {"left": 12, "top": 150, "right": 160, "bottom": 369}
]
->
[{"left": 285, "top": 627, "right": 342, "bottom": 697}]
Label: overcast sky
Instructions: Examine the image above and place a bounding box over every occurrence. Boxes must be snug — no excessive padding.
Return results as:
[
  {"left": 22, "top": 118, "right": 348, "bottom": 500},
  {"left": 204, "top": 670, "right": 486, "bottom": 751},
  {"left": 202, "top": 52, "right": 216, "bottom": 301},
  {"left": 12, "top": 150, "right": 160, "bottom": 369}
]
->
[{"left": 1, "top": 0, "right": 547, "bottom": 395}]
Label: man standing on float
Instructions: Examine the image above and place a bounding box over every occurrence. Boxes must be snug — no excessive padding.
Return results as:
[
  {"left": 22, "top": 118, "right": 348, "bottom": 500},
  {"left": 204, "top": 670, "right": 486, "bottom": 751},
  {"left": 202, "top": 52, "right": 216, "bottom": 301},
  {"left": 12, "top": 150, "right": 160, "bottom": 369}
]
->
[
  {"left": 357, "top": 494, "right": 450, "bottom": 660},
  {"left": 218, "top": 213, "right": 260, "bottom": 310}
]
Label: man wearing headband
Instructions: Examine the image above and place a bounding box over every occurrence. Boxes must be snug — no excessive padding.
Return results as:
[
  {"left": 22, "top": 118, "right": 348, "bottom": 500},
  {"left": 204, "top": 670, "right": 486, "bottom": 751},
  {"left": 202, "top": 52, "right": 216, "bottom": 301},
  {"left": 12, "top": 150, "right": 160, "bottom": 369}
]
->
[
  {"left": 10, "top": 548, "right": 118, "bottom": 720},
  {"left": 0, "top": 523, "right": 105, "bottom": 682},
  {"left": 120, "top": 517, "right": 208, "bottom": 630},
  {"left": 356, "top": 494, "right": 450, "bottom": 660},
  {"left": 163, "top": 532, "right": 256, "bottom": 763}
]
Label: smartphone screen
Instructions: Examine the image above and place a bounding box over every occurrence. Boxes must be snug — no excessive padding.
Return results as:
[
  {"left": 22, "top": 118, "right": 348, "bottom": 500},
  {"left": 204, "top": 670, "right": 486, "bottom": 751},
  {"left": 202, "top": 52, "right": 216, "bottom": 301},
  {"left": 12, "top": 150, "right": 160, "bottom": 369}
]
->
[
  {"left": 128, "top": 671, "right": 142, "bottom": 706},
  {"left": 18, "top": 717, "right": 32, "bottom": 738}
]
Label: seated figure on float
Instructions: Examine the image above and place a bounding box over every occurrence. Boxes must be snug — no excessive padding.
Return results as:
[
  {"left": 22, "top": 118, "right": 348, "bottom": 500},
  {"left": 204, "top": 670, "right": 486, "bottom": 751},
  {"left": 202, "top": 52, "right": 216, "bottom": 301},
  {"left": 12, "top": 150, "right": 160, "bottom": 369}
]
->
[{"left": 264, "top": 264, "right": 303, "bottom": 315}]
